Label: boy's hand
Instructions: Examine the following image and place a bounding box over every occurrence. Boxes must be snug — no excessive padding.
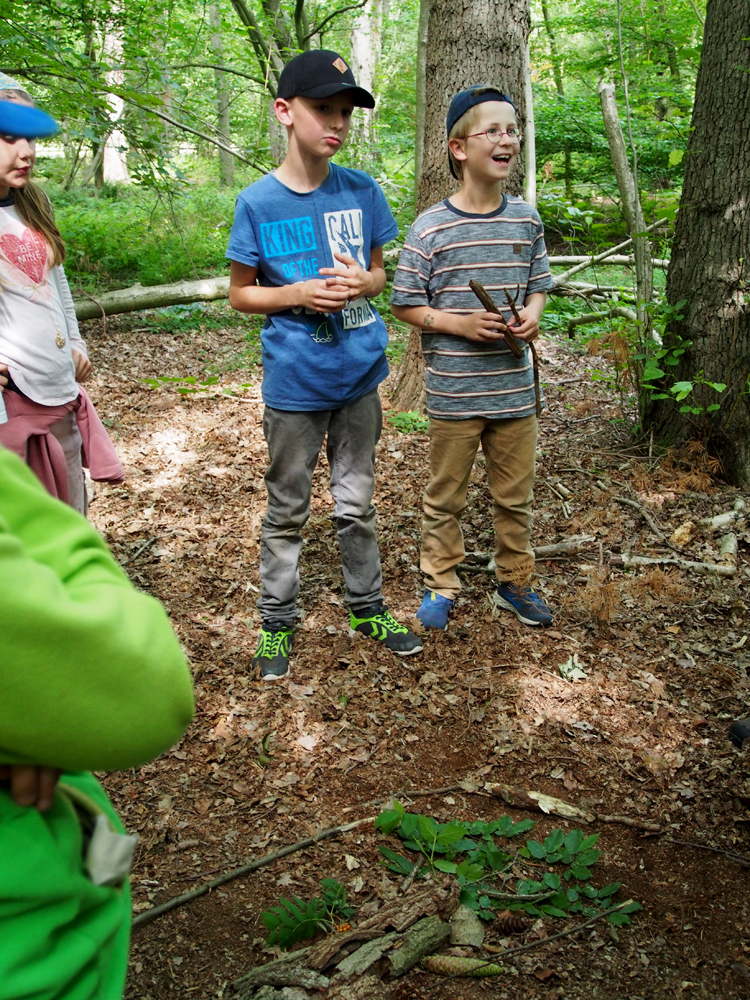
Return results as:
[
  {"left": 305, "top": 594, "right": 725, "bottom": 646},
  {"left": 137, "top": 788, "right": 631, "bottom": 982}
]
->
[
  {"left": 455, "top": 311, "right": 508, "bottom": 342},
  {"left": 72, "top": 350, "right": 92, "bottom": 382},
  {"left": 295, "top": 277, "right": 350, "bottom": 314},
  {"left": 506, "top": 305, "right": 541, "bottom": 343},
  {"left": 318, "top": 252, "right": 374, "bottom": 300},
  {"left": 0, "top": 764, "right": 61, "bottom": 812}
]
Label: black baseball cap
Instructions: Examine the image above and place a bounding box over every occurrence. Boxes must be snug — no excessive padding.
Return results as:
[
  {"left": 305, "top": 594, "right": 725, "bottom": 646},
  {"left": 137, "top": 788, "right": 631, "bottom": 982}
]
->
[
  {"left": 0, "top": 100, "right": 58, "bottom": 139},
  {"left": 446, "top": 85, "right": 516, "bottom": 178},
  {"left": 277, "top": 50, "right": 375, "bottom": 109}
]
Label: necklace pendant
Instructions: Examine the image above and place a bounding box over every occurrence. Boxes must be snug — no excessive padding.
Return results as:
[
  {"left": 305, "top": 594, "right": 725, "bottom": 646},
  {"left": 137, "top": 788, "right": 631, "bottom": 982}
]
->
[{"left": 55, "top": 333, "right": 66, "bottom": 349}]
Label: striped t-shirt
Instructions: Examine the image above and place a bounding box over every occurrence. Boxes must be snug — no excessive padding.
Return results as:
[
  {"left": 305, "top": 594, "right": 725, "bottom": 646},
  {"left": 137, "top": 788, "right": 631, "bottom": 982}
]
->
[{"left": 390, "top": 195, "right": 554, "bottom": 419}]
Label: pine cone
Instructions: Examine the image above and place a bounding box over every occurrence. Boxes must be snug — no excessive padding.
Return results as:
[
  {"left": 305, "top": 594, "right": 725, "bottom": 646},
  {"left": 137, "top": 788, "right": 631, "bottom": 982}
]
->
[
  {"left": 421, "top": 954, "right": 505, "bottom": 977},
  {"left": 495, "top": 912, "right": 531, "bottom": 934}
]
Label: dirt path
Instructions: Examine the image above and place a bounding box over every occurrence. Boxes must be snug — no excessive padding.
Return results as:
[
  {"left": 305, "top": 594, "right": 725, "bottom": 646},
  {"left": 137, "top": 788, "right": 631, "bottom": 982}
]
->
[{"left": 82, "top": 311, "right": 750, "bottom": 999}]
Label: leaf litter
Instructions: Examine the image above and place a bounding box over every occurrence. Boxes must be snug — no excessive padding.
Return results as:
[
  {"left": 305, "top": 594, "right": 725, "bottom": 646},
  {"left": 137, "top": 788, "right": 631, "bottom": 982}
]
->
[{"left": 78, "top": 311, "right": 750, "bottom": 999}]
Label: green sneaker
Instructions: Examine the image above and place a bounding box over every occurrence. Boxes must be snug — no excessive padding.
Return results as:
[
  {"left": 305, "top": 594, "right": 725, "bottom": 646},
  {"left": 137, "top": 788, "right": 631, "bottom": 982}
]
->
[
  {"left": 349, "top": 603, "right": 423, "bottom": 657},
  {"left": 252, "top": 622, "right": 293, "bottom": 681}
]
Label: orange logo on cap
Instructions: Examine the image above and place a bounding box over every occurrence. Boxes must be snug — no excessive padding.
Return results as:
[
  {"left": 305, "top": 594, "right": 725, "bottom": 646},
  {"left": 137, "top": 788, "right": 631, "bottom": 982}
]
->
[{"left": 332, "top": 57, "right": 348, "bottom": 74}]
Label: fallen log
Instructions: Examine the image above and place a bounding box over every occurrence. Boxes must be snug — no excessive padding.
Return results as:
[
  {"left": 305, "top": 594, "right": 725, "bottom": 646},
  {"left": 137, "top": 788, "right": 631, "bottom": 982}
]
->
[
  {"left": 612, "top": 552, "right": 737, "bottom": 577},
  {"left": 549, "top": 254, "right": 668, "bottom": 267},
  {"left": 73, "top": 276, "right": 230, "bottom": 321}
]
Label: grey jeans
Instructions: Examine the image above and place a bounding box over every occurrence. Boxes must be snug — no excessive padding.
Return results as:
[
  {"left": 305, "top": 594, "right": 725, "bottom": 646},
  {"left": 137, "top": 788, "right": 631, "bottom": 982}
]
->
[{"left": 258, "top": 388, "right": 384, "bottom": 625}]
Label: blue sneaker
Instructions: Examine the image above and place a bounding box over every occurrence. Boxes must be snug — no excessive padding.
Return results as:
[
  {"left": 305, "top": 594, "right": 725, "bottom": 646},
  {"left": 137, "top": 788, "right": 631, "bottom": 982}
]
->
[
  {"left": 416, "top": 590, "right": 453, "bottom": 630},
  {"left": 494, "top": 583, "right": 553, "bottom": 627}
]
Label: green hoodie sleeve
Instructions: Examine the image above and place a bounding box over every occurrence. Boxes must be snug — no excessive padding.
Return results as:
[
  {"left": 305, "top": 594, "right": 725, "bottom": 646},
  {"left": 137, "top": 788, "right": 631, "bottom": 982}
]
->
[{"left": 0, "top": 447, "right": 194, "bottom": 772}]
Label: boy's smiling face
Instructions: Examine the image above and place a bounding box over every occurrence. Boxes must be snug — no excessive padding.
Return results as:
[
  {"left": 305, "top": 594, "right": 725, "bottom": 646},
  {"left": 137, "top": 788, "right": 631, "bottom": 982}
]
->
[
  {"left": 276, "top": 93, "right": 354, "bottom": 160},
  {"left": 450, "top": 100, "right": 520, "bottom": 184}
]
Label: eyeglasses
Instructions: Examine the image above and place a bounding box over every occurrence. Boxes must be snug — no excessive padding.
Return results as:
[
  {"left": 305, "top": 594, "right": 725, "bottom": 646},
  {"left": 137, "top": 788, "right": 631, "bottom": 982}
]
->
[{"left": 466, "top": 127, "right": 523, "bottom": 144}]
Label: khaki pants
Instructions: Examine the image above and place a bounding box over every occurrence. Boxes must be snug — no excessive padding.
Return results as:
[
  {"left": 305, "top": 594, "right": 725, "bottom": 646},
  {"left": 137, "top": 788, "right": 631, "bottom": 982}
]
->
[{"left": 421, "top": 415, "right": 537, "bottom": 599}]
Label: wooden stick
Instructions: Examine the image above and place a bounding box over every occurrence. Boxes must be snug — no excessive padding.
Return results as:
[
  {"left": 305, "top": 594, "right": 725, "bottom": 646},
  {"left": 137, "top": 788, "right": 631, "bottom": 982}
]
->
[
  {"left": 612, "top": 495, "right": 683, "bottom": 553},
  {"left": 468, "top": 280, "right": 524, "bottom": 359},
  {"left": 502, "top": 285, "right": 543, "bottom": 420},
  {"left": 554, "top": 217, "right": 668, "bottom": 283},
  {"left": 132, "top": 815, "right": 375, "bottom": 928}
]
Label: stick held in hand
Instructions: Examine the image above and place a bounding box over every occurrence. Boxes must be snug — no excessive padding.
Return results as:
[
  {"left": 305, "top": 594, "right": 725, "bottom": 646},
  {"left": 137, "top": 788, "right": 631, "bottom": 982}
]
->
[{"left": 468, "top": 280, "right": 524, "bottom": 359}]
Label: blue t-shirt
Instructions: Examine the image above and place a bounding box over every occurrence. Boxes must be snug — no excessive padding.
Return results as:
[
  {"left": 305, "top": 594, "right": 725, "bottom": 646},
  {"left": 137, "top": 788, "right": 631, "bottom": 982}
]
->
[{"left": 226, "top": 164, "right": 399, "bottom": 411}]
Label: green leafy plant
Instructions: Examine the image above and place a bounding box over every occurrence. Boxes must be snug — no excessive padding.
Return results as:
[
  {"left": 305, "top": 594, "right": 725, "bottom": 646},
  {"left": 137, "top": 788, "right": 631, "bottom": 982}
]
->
[
  {"left": 140, "top": 374, "right": 253, "bottom": 396},
  {"left": 262, "top": 879, "right": 355, "bottom": 951},
  {"left": 386, "top": 410, "right": 429, "bottom": 434},
  {"left": 375, "top": 803, "right": 641, "bottom": 926}
]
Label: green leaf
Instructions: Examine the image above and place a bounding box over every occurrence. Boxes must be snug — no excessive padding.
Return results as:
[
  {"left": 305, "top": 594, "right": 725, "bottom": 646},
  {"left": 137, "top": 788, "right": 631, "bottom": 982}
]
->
[
  {"left": 456, "top": 861, "right": 484, "bottom": 881},
  {"left": 544, "top": 830, "right": 565, "bottom": 854},
  {"left": 543, "top": 872, "right": 562, "bottom": 890},
  {"left": 526, "top": 840, "right": 547, "bottom": 859},
  {"left": 668, "top": 149, "right": 684, "bottom": 167},
  {"left": 375, "top": 804, "right": 404, "bottom": 835},
  {"left": 399, "top": 814, "right": 419, "bottom": 840},
  {"left": 508, "top": 819, "right": 534, "bottom": 837},
  {"left": 621, "top": 901, "right": 643, "bottom": 913},
  {"left": 583, "top": 884, "right": 599, "bottom": 898},
  {"left": 607, "top": 912, "right": 632, "bottom": 926},
  {"left": 549, "top": 891, "right": 570, "bottom": 910},
  {"left": 566, "top": 888, "right": 579, "bottom": 903},
  {"left": 575, "top": 849, "right": 602, "bottom": 867},
  {"left": 579, "top": 834, "right": 600, "bottom": 852},
  {"left": 436, "top": 823, "right": 468, "bottom": 847},
  {"left": 709, "top": 382, "right": 726, "bottom": 393},
  {"left": 418, "top": 814, "right": 438, "bottom": 843},
  {"left": 564, "top": 829, "right": 584, "bottom": 854},
  {"left": 539, "top": 904, "right": 568, "bottom": 917},
  {"left": 670, "top": 380, "right": 694, "bottom": 395},
  {"left": 433, "top": 859, "right": 458, "bottom": 874},
  {"left": 569, "top": 863, "right": 592, "bottom": 880},
  {"left": 597, "top": 882, "right": 622, "bottom": 899},
  {"left": 378, "top": 846, "right": 414, "bottom": 874},
  {"left": 707, "top": 403, "right": 721, "bottom": 412}
]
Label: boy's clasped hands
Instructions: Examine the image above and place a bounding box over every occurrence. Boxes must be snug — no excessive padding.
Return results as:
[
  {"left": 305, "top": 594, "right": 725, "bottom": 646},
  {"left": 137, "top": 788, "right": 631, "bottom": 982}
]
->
[
  {"left": 296, "top": 251, "right": 375, "bottom": 313},
  {"left": 455, "top": 300, "right": 544, "bottom": 344}
]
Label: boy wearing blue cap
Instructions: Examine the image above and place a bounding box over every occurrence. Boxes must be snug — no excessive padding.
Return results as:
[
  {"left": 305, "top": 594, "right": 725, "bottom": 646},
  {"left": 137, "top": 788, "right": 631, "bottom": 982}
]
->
[
  {"left": 228, "top": 50, "right": 422, "bottom": 680},
  {"left": 391, "top": 86, "right": 555, "bottom": 632}
]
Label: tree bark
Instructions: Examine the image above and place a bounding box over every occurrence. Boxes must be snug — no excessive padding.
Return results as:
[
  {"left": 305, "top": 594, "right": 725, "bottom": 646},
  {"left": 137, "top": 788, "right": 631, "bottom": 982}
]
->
[
  {"left": 417, "top": 0, "right": 529, "bottom": 213},
  {"left": 73, "top": 277, "right": 230, "bottom": 322},
  {"left": 102, "top": 20, "right": 130, "bottom": 185},
  {"left": 209, "top": 3, "right": 234, "bottom": 187},
  {"left": 394, "top": 0, "right": 531, "bottom": 413},
  {"left": 349, "top": 0, "right": 383, "bottom": 166},
  {"left": 523, "top": 41, "right": 536, "bottom": 207},
  {"left": 642, "top": 0, "right": 750, "bottom": 484},
  {"left": 414, "top": 0, "right": 430, "bottom": 191}
]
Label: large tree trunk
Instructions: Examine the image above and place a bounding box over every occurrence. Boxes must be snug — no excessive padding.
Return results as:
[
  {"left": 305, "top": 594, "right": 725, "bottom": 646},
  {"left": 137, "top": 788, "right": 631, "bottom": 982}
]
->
[
  {"left": 642, "top": 0, "right": 750, "bottom": 484},
  {"left": 392, "top": 0, "right": 530, "bottom": 412},
  {"left": 210, "top": 3, "right": 234, "bottom": 187},
  {"left": 417, "top": 0, "right": 529, "bottom": 213}
]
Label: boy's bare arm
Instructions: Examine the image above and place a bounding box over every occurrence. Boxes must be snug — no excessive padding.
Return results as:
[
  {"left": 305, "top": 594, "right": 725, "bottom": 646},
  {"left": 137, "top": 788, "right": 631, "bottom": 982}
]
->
[
  {"left": 318, "top": 246, "right": 386, "bottom": 299},
  {"left": 392, "top": 291, "right": 546, "bottom": 345},
  {"left": 391, "top": 303, "right": 508, "bottom": 343},
  {"left": 229, "top": 261, "right": 350, "bottom": 315}
]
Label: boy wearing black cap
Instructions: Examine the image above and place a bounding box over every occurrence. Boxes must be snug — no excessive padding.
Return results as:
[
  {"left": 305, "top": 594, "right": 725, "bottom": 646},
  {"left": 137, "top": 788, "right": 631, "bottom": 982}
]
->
[
  {"left": 227, "top": 50, "right": 422, "bottom": 681},
  {"left": 391, "top": 86, "right": 555, "bottom": 632}
]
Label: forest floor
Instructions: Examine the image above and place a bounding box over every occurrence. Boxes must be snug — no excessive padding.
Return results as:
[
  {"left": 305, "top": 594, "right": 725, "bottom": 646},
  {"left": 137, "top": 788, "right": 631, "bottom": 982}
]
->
[{"left": 83, "top": 308, "right": 750, "bottom": 1000}]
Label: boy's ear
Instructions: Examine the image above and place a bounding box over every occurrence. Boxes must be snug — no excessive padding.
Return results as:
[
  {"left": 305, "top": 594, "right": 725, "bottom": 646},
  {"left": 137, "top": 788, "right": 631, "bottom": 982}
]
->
[
  {"left": 448, "top": 136, "right": 467, "bottom": 165},
  {"left": 274, "top": 97, "right": 293, "bottom": 126}
]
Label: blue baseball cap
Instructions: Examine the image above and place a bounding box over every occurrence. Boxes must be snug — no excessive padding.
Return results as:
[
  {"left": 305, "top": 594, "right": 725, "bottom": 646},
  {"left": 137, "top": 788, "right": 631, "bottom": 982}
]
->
[
  {"left": 446, "top": 86, "right": 516, "bottom": 178},
  {"left": 0, "top": 101, "right": 59, "bottom": 139}
]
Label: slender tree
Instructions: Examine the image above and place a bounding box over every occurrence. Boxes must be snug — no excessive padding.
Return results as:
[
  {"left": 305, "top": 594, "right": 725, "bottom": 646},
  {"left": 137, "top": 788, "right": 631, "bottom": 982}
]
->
[{"left": 642, "top": 0, "right": 750, "bottom": 483}]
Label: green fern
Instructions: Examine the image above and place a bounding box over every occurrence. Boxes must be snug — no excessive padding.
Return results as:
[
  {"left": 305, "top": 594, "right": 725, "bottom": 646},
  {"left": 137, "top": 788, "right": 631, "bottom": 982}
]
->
[
  {"left": 262, "top": 880, "right": 355, "bottom": 951},
  {"left": 262, "top": 896, "right": 326, "bottom": 949}
]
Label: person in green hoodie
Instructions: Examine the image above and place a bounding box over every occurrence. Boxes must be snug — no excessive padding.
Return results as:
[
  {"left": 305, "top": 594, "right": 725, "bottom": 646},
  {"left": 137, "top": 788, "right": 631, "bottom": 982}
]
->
[{"left": 0, "top": 438, "right": 194, "bottom": 998}]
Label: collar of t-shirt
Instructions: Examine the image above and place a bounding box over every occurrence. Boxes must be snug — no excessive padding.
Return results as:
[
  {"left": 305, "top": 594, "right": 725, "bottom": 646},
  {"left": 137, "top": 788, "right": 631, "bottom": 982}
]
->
[
  {"left": 442, "top": 194, "right": 508, "bottom": 219},
  {"left": 0, "top": 192, "right": 14, "bottom": 208}
]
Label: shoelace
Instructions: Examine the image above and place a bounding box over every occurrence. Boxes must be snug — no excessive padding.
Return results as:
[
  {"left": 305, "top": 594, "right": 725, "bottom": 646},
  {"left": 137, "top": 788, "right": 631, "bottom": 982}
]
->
[
  {"left": 369, "top": 610, "right": 408, "bottom": 634},
  {"left": 260, "top": 629, "right": 290, "bottom": 655}
]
